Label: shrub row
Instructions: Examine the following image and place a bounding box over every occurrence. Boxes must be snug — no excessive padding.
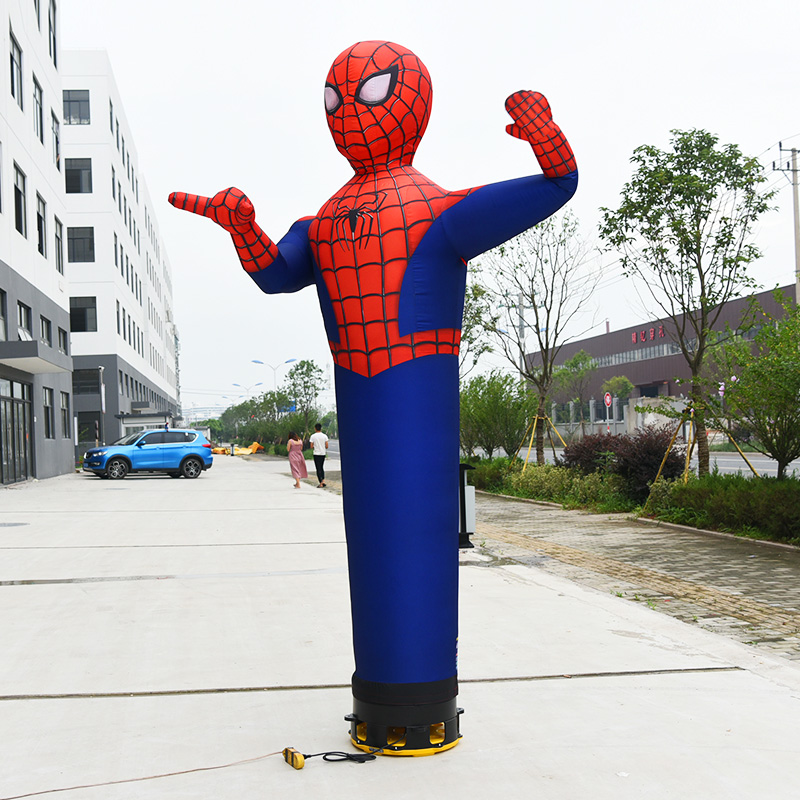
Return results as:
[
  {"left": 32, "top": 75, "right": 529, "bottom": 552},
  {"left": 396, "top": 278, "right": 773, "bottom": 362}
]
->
[
  {"left": 646, "top": 473, "right": 800, "bottom": 545},
  {"left": 560, "top": 425, "right": 685, "bottom": 503}
]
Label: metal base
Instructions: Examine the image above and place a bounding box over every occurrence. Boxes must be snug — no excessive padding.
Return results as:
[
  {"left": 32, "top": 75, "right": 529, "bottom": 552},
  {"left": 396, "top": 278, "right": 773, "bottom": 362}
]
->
[{"left": 346, "top": 696, "right": 463, "bottom": 756}]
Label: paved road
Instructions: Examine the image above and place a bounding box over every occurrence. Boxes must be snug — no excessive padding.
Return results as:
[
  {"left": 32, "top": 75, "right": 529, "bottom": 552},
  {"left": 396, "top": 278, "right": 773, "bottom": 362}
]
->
[
  {"left": 474, "top": 493, "right": 800, "bottom": 661},
  {"left": 521, "top": 447, "right": 800, "bottom": 477},
  {"left": 3, "top": 457, "right": 800, "bottom": 798}
]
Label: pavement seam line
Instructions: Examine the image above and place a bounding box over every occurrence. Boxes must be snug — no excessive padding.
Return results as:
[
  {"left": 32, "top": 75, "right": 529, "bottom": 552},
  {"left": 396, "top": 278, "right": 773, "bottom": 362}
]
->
[{"left": 0, "top": 667, "right": 744, "bottom": 702}]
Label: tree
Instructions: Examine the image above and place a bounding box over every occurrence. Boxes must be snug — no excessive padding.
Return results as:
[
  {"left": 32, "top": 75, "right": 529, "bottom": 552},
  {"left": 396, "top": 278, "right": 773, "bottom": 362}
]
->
[
  {"left": 459, "top": 280, "right": 499, "bottom": 380},
  {"left": 459, "top": 371, "right": 532, "bottom": 459},
  {"left": 601, "top": 376, "right": 634, "bottom": 403},
  {"left": 478, "top": 211, "right": 601, "bottom": 463},
  {"left": 553, "top": 350, "right": 596, "bottom": 434},
  {"left": 713, "top": 292, "right": 800, "bottom": 479},
  {"left": 600, "top": 129, "right": 774, "bottom": 476},
  {"left": 282, "top": 359, "right": 325, "bottom": 438}
]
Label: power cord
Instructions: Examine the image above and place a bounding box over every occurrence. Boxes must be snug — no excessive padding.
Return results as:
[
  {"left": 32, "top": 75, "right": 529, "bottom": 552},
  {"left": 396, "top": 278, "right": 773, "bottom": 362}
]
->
[
  {"left": 0, "top": 741, "right": 385, "bottom": 797},
  {"left": 282, "top": 746, "right": 384, "bottom": 769}
]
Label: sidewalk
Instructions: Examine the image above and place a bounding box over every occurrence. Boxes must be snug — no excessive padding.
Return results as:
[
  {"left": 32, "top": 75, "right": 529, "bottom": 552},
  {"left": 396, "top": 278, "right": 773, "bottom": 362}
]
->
[{"left": 1, "top": 456, "right": 799, "bottom": 798}]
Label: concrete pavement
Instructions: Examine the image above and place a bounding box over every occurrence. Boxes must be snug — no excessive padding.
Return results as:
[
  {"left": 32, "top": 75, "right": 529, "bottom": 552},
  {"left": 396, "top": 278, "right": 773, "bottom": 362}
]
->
[{"left": 1, "top": 455, "right": 799, "bottom": 798}]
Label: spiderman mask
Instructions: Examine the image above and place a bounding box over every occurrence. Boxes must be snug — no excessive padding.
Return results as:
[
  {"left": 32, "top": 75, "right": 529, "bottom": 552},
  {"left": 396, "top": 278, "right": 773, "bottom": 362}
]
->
[{"left": 324, "top": 41, "right": 432, "bottom": 172}]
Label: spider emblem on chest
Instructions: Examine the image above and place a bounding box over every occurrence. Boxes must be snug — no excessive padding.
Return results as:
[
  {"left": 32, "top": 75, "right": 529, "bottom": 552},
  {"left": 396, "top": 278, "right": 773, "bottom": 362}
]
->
[{"left": 330, "top": 190, "right": 388, "bottom": 250}]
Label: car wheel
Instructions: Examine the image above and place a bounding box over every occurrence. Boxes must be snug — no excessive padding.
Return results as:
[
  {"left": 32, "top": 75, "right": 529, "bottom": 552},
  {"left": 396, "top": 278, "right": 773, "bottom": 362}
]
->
[
  {"left": 181, "top": 457, "right": 203, "bottom": 479},
  {"left": 106, "top": 458, "right": 128, "bottom": 480}
]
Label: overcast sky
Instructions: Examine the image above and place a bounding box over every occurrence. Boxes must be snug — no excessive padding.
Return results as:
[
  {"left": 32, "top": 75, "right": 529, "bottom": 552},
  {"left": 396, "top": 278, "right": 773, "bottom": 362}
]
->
[{"left": 61, "top": 0, "right": 799, "bottom": 415}]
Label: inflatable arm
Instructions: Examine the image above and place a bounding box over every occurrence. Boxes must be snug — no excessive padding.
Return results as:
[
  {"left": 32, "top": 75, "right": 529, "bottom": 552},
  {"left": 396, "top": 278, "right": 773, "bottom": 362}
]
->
[
  {"left": 168, "top": 188, "right": 315, "bottom": 294},
  {"left": 440, "top": 91, "right": 578, "bottom": 262}
]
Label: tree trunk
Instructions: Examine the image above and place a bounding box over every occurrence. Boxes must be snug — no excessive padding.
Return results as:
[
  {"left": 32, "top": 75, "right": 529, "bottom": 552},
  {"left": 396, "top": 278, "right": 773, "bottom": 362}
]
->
[
  {"left": 536, "top": 395, "right": 547, "bottom": 465},
  {"left": 694, "top": 410, "right": 710, "bottom": 476}
]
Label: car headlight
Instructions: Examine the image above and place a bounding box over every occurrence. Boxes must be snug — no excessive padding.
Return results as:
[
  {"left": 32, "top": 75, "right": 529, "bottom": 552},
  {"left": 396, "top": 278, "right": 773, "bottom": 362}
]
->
[{"left": 93, "top": 450, "right": 108, "bottom": 457}]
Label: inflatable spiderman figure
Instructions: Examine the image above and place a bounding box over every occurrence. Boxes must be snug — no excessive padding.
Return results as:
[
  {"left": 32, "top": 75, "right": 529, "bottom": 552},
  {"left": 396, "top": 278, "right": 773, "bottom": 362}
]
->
[{"left": 170, "top": 40, "right": 577, "bottom": 755}]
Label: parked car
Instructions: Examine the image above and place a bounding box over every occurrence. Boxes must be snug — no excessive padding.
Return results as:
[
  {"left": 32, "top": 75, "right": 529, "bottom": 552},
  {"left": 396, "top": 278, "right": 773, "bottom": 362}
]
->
[{"left": 83, "top": 429, "right": 214, "bottom": 479}]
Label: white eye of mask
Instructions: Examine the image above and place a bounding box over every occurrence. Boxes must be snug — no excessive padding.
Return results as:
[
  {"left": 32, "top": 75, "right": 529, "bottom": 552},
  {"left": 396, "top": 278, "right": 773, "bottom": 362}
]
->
[
  {"left": 324, "top": 86, "right": 342, "bottom": 113},
  {"left": 357, "top": 72, "right": 393, "bottom": 104}
]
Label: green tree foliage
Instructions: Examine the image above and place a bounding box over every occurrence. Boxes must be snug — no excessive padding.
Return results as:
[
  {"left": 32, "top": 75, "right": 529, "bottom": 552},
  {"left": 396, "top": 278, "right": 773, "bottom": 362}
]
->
[
  {"left": 460, "top": 371, "right": 534, "bottom": 459},
  {"left": 478, "top": 211, "right": 600, "bottom": 463},
  {"left": 713, "top": 292, "right": 800, "bottom": 479},
  {"left": 601, "top": 375, "right": 634, "bottom": 403},
  {"left": 282, "top": 359, "right": 325, "bottom": 438},
  {"left": 553, "top": 350, "right": 596, "bottom": 433},
  {"left": 460, "top": 281, "right": 499, "bottom": 380},
  {"left": 600, "top": 129, "right": 774, "bottom": 476}
]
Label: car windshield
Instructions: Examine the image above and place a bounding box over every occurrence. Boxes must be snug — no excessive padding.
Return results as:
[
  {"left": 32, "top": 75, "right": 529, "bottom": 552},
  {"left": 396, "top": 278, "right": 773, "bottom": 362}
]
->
[{"left": 111, "top": 431, "right": 147, "bottom": 446}]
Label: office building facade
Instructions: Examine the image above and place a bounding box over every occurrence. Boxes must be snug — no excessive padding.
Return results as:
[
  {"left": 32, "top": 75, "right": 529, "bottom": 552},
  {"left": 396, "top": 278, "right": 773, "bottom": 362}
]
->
[{"left": 0, "top": 4, "right": 180, "bottom": 484}]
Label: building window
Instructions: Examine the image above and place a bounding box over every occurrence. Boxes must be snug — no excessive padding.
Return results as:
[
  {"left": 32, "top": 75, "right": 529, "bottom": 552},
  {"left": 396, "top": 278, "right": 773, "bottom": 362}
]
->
[
  {"left": 54, "top": 217, "right": 64, "bottom": 273},
  {"left": 43, "top": 387, "right": 55, "bottom": 438},
  {"left": 17, "top": 302, "right": 32, "bottom": 340},
  {"left": 36, "top": 194, "right": 47, "bottom": 256},
  {"left": 57, "top": 326, "right": 68, "bottom": 353},
  {"left": 109, "top": 98, "right": 114, "bottom": 132},
  {"left": 10, "top": 32, "right": 23, "bottom": 109},
  {"left": 72, "top": 369, "right": 99, "bottom": 394},
  {"left": 0, "top": 289, "right": 6, "bottom": 341},
  {"left": 60, "top": 391, "right": 70, "bottom": 438},
  {"left": 34, "top": 0, "right": 41, "bottom": 27},
  {"left": 67, "top": 227, "right": 94, "bottom": 262},
  {"left": 40, "top": 315, "right": 52, "bottom": 346},
  {"left": 48, "top": 0, "right": 57, "bottom": 67},
  {"left": 51, "top": 113, "right": 60, "bottom": 170},
  {"left": 65, "top": 158, "right": 92, "bottom": 193},
  {"left": 111, "top": 166, "right": 115, "bottom": 198},
  {"left": 13, "top": 164, "right": 26, "bottom": 236},
  {"left": 69, "top": 296, "right": 97, "bottom": 332},
  {"left": 33, "top": 77, "right": 44, "bottom": 143},
  {"left": 63, "top": 89, "right": 90, "bottom": 124}
]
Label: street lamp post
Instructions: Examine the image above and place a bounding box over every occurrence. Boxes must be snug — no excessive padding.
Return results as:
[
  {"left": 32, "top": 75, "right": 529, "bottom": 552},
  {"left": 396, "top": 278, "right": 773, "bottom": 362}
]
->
[
  {"left": 252, "top": 358, "right": 297, "bottom": 389},
  {"left": 232, "top": 382, "right": 263, "bottom": 398}
]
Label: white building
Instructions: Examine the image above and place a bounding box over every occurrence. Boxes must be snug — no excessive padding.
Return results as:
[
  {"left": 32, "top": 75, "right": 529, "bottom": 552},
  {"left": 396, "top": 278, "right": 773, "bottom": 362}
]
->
[
  {"left": 60, "top": 50, "right": 180, "bottom": 448},
  {"left": 0, "top": 2, "right": 180, "bottom": 485},
  {"left": 0, "top": 0, "right": 73, "bottom": 483}
]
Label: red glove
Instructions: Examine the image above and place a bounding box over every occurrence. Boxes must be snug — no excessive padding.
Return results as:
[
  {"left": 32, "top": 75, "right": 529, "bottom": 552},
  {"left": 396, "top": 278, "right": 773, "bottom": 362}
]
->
[
  {"left": 505, "top": 91, "right": 576, "bottom": 178},
  {"left": 168, "top": 188, "right": 278, "bottom": 273}
]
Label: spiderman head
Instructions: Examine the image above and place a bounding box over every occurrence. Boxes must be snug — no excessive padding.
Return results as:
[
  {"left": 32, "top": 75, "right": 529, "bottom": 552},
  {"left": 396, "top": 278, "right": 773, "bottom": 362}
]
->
[{"left": 325, "top": 41, "right": 432, "bottom": 173}]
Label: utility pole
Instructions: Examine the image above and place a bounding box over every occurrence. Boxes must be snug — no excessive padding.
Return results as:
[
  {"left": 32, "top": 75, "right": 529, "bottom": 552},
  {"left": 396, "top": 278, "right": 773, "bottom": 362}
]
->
[{"left": 773, "top": 143, "right": 800, "bottom": 305}]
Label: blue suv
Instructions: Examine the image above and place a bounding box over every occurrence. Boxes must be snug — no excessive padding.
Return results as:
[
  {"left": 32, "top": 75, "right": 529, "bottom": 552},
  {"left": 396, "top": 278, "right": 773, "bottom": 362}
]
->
[{"left": 83, "top": 429, "right": 214, "bottom": 480}]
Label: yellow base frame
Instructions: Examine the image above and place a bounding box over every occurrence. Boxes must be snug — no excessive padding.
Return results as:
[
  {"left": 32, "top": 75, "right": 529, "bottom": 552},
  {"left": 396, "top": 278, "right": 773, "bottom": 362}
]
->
[{"left": 351, "top": 736, "right": 462, "bottom": 757}]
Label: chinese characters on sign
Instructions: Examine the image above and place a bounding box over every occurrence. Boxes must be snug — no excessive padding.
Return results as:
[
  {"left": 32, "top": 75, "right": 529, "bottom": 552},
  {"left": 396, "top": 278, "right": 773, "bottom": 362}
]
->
[{"left": 632, "top": 325, "right": 666, "bottom": 344}]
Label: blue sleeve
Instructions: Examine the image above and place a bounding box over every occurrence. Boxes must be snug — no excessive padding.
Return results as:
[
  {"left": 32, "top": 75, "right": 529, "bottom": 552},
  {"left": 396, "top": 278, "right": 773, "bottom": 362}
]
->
[
  {"left": 440, "top": 171, "right": 578, "bottom": 261},
  {"left": 248, "top": 218, "right": 315, "bottom": 295}
]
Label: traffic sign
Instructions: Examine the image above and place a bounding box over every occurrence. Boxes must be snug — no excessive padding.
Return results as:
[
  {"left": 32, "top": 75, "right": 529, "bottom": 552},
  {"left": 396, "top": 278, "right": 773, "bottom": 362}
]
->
[{"left": 604, "top": 392, "right": 612, "bottom": 408}]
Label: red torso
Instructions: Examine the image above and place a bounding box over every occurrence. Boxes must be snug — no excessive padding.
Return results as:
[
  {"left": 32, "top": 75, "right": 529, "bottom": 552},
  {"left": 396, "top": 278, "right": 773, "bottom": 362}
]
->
[{"left": 308, "top": 166, "right": 467, "bottom": 378}]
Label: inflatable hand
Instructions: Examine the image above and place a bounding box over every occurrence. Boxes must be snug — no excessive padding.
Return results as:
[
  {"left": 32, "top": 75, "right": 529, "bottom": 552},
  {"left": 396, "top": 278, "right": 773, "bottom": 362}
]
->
[
  {"left": 168, "top": 188, "right": 255, "bottom": 235},
  {"left": 505, "top": 91, "right": 576, "bottom": 178},
  {"left": 168, "top": 188, "right": 279, "bottom": 273}
]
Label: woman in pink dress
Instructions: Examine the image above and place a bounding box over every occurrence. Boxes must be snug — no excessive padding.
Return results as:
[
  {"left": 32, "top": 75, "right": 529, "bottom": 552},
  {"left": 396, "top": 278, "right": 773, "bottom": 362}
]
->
[{"left": 287, "top": 431, "right": 308, "bottom": 488}]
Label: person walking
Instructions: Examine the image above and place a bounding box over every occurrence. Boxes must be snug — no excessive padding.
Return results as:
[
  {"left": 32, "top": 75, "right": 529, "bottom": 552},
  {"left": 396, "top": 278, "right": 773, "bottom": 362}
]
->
[
  {"left": 309, "top": 423, "right": 329, "bottom": 487},
  {"left": 287, "top": 431, "right": 307, "bottom": 489}
]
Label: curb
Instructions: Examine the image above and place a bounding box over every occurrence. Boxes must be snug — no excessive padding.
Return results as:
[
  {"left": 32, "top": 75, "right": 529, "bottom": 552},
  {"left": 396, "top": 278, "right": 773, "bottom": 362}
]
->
[
  {"left": 476, "top": 489, "right": 800, "bottom": 554},
  {"left": 633, "top": 515, "right": 800, "bottom": 552}
]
